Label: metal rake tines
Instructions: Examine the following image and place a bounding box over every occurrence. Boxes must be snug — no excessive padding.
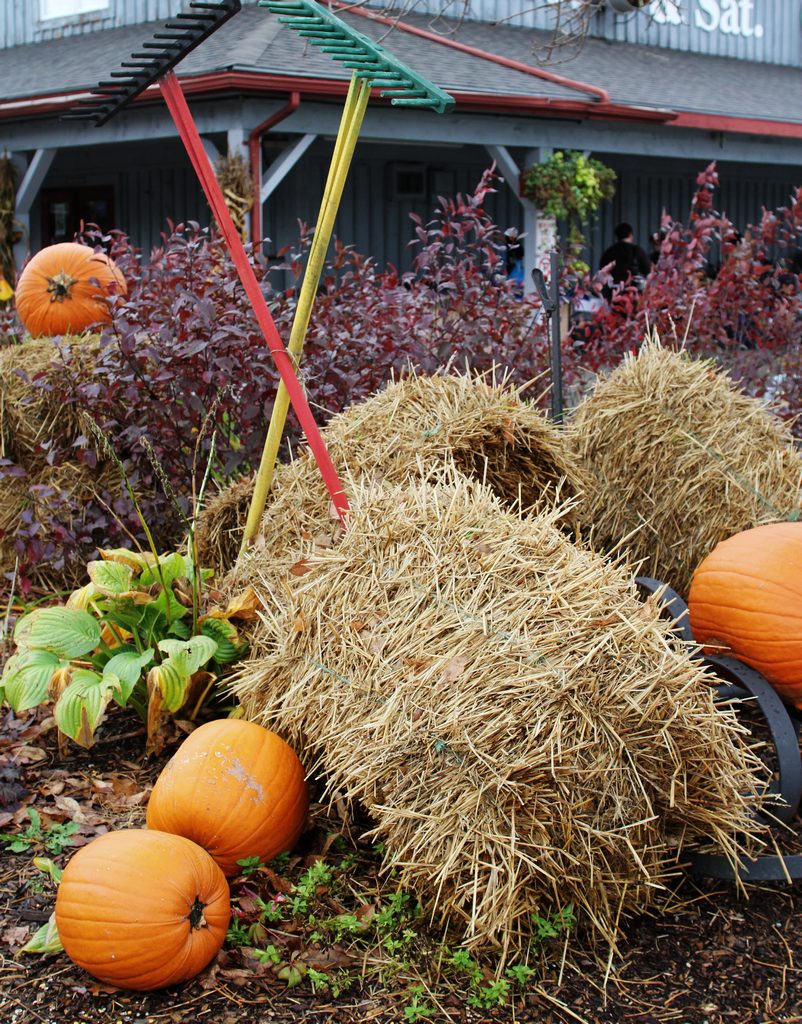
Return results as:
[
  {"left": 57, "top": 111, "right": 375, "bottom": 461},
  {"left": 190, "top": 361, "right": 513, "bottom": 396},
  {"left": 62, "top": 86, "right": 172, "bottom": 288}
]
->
[
  {"left": 62, "top": 0, "right": 242, "bottom": 126},
  {"left": 260, "top": 0, "right": 455, "bottom": 114}
]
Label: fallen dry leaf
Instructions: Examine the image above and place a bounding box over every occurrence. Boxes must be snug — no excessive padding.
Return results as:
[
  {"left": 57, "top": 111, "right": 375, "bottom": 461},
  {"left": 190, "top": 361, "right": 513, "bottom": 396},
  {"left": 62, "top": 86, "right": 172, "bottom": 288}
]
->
[
  {"left": 2, "top": 925, "right": 33, "bottom": 949},
  {"left": 440, "top": 655, "right": 469, "bottom": 682},
  {"left": 10, "top": 744, "right": 49, "bottom": 765}
]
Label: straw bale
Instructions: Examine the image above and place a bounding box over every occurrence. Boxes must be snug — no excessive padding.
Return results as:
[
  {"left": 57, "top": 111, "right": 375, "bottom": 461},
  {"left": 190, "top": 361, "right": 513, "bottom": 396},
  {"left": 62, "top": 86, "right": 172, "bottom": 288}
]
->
[
  {"left": 0, "top": 334, "right": 100, "bottom": 469},
  {"left": 568, "top": 337, "right": 802, "bottom": 597},
  {"left": 0, "top": 470, "right": 28, "bottom": 581},
  {"left": 195, "top": 474, "right": 254, "bottom": 574},
  {"left": 231, "top": 469, "right": 763, "bottom": 959},
  {"left": 218, "top": 369, "right": 585, "bottom": 581}
]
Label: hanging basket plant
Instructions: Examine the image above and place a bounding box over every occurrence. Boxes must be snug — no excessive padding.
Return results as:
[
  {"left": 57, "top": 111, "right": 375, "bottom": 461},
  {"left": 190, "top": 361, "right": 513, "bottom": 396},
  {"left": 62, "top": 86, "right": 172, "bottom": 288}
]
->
[
  {"left": 521, "top": 150, "right": 616, "bottom": 223},
  {"left": 521, "top": 150, "right": 617, "bottom": 275}
]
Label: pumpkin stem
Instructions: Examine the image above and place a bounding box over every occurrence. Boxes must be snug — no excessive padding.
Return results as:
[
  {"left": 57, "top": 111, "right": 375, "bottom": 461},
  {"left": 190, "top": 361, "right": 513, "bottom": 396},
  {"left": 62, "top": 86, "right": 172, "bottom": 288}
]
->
[
  {"left": 186, "top": 895, "right": 208, "bottom": 931},
  {"left": 46, "top": 269, "right": 79, "bottom": 303}
]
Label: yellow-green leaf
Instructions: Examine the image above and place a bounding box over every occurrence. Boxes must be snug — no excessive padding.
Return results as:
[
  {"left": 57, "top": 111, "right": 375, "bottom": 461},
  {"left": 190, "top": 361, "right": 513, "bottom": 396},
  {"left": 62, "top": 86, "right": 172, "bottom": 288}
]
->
[
  {"left": 33, "top": 857, "right": 63, "bottom": 884},
  {"left": 147, "top": 655, "right": 192, "bottom": 713},
  {"left": 66, "top": 583, "right": 100, "bottom": 611},
  {"left": 20, "top": 912, "right": 63, "bottom": 955},
  {"left": 87, "top": 559, "right": 134, "bottom": 596},
  {"left": 2, "top": 649, "right": 62, "bottom": 712},
  {"left": 14, "top": 608, "right": 100, "bottom": 660},
  {"left": 53, "top": 669, "right": 113, "bottom": 748},
  {"left": 98, "top": 547, "right": 157, "bottom": 572}
]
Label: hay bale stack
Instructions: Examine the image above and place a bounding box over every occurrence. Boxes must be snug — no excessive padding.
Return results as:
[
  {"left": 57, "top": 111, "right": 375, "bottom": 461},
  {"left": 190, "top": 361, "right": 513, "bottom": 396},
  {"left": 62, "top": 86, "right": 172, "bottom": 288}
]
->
[
  {"left": 569, "top": 338, "right": 802, "bottom": 596},
  {"left": 0, "top": 471, "right": 28, "bottom": 577},
  {"left": 213, "top": 370, "right": 585, "bottom": 579},
  {"left": 0, "top": 335, "right": 100, "bottom": 468},
  {"left": 231, "top": 470, "right": 762, "bottom": 957},
  {"left": 195, "top": 474, "right": 254, "bottom": 572}
]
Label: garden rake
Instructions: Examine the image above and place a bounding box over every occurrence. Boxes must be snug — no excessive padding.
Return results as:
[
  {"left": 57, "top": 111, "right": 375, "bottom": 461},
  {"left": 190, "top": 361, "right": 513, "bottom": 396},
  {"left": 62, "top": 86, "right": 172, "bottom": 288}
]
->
[
  {"left": 63, "top": 0, "right": 454, "bottom": 551},
  {"left": 240, "top": 0, "right": 455, "bottom": 553},
  {"left": 63, "top": 0, "right": 349, "bottom": 528}
]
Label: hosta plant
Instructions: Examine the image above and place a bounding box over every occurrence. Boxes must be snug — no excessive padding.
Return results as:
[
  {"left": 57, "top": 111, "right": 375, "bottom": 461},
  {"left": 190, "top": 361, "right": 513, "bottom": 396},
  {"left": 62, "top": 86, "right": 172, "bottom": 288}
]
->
[{"left": 0, "top": 547, "right": 256, "bottom": 751}]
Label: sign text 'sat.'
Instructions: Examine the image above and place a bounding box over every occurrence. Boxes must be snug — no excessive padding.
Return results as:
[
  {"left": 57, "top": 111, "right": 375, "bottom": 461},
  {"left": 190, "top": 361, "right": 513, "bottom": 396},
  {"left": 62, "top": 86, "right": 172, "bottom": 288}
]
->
[{"left": 651, "top": 0, "right": 764, "bottom": 39}]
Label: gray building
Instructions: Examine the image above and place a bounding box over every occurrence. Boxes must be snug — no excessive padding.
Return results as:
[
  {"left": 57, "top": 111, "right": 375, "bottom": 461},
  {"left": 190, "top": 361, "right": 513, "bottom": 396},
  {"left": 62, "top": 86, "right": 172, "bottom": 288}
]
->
[{"left": 1, "top": 0, "right": 801, "bottom": 288}]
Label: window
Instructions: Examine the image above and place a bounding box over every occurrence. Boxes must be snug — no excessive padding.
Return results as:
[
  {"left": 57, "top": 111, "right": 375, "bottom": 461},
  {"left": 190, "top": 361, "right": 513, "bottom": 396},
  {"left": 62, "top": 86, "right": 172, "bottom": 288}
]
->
[{"left": 39, "top": 0, "right": 110, "bottom": 20}]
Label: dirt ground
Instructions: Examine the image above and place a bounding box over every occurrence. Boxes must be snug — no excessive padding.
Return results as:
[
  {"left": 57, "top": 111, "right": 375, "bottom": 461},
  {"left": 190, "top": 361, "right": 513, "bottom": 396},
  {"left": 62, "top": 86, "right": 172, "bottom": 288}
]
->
[{"left": 2, "top": 709, "right": 802, "bottom": 1024}]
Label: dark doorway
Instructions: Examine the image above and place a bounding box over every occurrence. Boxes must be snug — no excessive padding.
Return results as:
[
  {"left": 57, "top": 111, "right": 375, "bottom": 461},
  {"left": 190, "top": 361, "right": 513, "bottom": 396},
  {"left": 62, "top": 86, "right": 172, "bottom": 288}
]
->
[{"left": 40, "top": 186, "right": 115, "bottom": 244}]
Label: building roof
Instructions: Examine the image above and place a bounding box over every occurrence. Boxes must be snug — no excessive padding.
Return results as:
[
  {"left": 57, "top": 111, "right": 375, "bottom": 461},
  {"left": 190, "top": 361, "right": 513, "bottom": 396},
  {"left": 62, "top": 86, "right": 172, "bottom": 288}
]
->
[{"left": 1, "top": 4, "right": 800, "bottom": 132}]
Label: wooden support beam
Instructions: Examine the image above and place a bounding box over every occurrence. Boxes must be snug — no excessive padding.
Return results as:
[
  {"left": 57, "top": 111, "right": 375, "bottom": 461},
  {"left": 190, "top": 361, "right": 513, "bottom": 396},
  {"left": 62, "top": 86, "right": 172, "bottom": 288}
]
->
[
  {"left": 260, "top": 133, "right": 316, "bottom": 203},
  {"left": 16, "top": 147, "right": 56, "bottom": 214}
]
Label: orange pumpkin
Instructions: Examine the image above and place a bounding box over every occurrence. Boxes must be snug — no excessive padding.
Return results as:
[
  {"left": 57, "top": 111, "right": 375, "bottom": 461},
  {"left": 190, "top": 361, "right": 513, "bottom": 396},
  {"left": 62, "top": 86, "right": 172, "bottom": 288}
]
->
[
  {"left": 688, "top": 522, "right": 802, "bottom": 706},
  {"left": 15, "top": 242, "right": 126, "bottom": 337},
  {"left": 55, "top": 829, "right": 229, "bottom": 990},
  {"left": 146, "top": 719, "right": 308, "bottom": 876}
]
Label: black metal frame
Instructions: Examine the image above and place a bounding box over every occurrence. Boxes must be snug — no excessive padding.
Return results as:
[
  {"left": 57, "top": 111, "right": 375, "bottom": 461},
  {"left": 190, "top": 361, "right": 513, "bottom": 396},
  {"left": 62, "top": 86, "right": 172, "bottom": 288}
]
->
[
  {"left": 61, "top": 0, "right": 242, "bottom": 127},
  {"left": 636, "top": 576, "right": 802, "bottom": 881}
]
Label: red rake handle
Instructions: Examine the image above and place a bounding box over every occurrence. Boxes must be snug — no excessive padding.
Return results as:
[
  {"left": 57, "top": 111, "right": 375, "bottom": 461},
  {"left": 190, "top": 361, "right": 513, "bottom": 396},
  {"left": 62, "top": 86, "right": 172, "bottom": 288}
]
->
[{"left": 159, "top": 71, "right": 349, "bottom": 527}]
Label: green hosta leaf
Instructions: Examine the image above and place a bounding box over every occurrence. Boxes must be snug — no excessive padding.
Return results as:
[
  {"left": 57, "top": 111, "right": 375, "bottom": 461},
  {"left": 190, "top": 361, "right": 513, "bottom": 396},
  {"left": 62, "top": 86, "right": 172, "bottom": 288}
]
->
[
  {"left": 20, "top": 912, "right": 63, "bottom": 956},
  {"left": 200, "top": 617, "right": 248, "bottom": 666},
  {"left": 53, "top": 669, "right": 114, "bottom": 748},
  {"left": 2, "top": 650, "right": 62, "bottom": 712},
  {"left": 102, "top": 648, "right": 155, "bottom": 704},
  {"left": 147, "top": 653, "right": 192, "bottom": 712},
  {"left": 139, "top": 552, "right": 191, "bottom": 590},
  {"left": 87, "top": 559, "right": 134, "bottom": 597},
  {"left": 14, "top": 608, "right": 101, "bottom": 660},
  {"left": 157, "top": 635, "right": 218, "bottom": 674}
]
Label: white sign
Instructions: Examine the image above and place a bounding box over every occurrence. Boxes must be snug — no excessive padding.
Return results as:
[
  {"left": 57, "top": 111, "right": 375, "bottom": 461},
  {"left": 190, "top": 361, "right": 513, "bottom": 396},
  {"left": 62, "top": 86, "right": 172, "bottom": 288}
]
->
[
  {"left": 40, "top": 0, "right": 110, "bottom": 19},
  {"left": 694, "top": 0, "right": 763, "bottom": 37},
  {"left": 652, "top": 0, "right": 764, "bottom": 38}
]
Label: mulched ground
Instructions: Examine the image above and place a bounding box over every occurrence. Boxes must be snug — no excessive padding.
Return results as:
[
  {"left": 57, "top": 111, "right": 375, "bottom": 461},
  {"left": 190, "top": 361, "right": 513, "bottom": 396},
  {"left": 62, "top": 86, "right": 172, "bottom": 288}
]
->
[{"left": 2, "top": 711, "right": 802, "bottom": 1024}]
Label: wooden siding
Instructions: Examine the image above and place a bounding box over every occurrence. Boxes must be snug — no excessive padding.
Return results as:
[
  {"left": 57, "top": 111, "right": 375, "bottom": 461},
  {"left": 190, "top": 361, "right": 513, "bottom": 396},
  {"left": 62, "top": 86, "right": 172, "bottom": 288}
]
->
[
  {"left": 0, "top": 0, "right": 235, "bottom": 49},
  {"left": 362, "top": 0, "right": 801, "bottom": 66},
  {"left": 2, "top": 1, "right": 799, "bottom": 65},
  {"left": 31, "top": 138, "right": 801, "bottom": 278}
]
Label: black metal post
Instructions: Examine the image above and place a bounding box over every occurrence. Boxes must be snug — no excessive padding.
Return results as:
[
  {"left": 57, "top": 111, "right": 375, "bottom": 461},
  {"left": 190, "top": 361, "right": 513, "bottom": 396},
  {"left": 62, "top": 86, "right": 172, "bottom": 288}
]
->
[
  {"left": 549, "top": 250, "right": 563, "bottom": 424},
  {"left": 531, "top": 251, "right": 563, "bottom": 424}
]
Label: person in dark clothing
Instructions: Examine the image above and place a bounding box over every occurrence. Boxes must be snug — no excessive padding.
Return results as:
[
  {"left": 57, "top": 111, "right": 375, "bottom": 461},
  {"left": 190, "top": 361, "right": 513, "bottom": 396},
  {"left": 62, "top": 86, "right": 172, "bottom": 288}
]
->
[{"left": 599, "top": 222, "right": 651, "bottom": 300}]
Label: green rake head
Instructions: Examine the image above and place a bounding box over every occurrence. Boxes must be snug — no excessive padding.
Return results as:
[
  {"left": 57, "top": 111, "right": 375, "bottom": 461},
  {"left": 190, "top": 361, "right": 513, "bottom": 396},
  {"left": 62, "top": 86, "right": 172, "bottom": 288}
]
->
[{"left": 260, "top": 0, "right": 455, "bottom": 114}]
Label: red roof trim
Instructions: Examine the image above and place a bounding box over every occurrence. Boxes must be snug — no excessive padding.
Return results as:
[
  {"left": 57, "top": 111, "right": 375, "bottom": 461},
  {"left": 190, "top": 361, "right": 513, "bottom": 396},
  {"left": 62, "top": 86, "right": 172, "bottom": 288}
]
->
[
  {"left": 3, "top": 70, "right": 802, "bottom": 139},
  {"left": 672, "top": 110, "right": 802, "bottom": 139}
]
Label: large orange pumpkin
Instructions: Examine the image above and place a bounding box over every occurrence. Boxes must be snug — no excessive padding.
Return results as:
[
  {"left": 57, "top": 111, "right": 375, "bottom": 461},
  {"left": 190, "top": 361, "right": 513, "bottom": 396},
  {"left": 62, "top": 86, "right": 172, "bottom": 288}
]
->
[
  {"left": 146, "top": 719, "right": 308, "bottom": 876},
  {"left": 688, "top": 521, "right": 802, "bottom": 706},
  {"left": 55, "top": 829, "right": 229, "bottom": 990},
  {"left": 15, "top": 242, "right": 126, "bottom": 337}
]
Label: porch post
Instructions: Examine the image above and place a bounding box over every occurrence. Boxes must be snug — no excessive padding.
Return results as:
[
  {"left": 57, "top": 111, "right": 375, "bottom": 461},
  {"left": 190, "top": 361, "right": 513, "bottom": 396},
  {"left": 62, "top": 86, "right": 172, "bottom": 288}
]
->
[
  {"left": 484, "top": 143, "right": 553, "bottom": 296},
  {"left": 13, "top": 147, "right": 56, "bottom": 270}
]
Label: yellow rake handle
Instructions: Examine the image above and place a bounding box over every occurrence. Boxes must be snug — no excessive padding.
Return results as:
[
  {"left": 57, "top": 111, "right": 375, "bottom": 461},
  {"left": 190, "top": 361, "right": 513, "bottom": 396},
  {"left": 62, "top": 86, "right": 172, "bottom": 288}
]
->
[{"left": 239, "top": 73, "right": 371, "bottom": 556}]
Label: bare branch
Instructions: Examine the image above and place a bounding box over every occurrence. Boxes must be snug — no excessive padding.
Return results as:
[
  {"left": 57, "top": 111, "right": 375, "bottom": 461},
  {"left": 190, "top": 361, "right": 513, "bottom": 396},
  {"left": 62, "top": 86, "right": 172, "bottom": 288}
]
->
[{"left": 329, "top": 1, "right": 685, "bottom": 66}]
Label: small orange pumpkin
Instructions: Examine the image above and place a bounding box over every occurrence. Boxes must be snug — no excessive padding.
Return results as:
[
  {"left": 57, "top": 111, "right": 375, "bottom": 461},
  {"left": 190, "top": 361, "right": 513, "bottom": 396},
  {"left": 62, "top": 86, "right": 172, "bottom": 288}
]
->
[
  {"left": 146, "top": 719, "right": 308, "bottom": 876},
  {"left": 688, "top": 521, "right": 802, "bottom": 706},
  {"left": 55, "top": 829, "right": 229, "bottom": 990},
  {"left": 15, "top": 242, "right": 126, "bottom": 337}
]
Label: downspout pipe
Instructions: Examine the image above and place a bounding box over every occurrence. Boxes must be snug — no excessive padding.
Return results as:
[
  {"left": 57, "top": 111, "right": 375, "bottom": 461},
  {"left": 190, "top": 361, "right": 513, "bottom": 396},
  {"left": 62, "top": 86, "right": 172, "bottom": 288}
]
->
[{"left": 248, "top": 90, "right": 300, "bottom": 247}]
